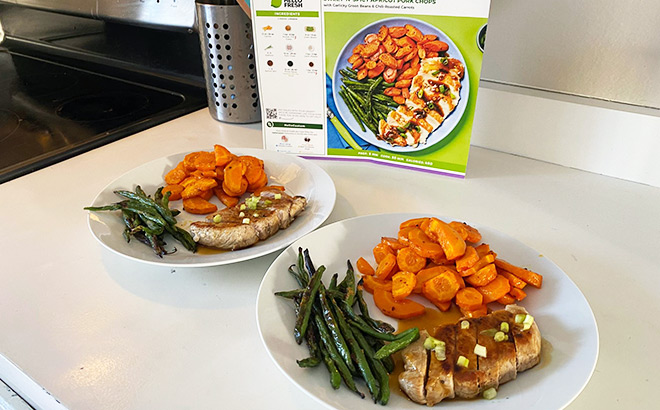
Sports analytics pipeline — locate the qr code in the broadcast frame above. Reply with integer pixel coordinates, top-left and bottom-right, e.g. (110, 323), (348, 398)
(265, 108), (277, 119)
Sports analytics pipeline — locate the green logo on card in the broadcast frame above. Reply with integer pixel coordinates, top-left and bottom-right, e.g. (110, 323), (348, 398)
(271, 0), (282, 8)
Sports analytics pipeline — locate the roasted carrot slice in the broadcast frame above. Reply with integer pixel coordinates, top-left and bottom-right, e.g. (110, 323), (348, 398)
(461, 253), (496, 277)
(164, 163), (188, 185)
(449, 221), (482, 243)
(408, 228), (444, 259)
(396, 246), (427, 273)
(496, 294), (516, 305)
(461, 305), (488, 318)
(399, 217), (429, 230)
(373, 242), (394, 264)
(422, 271), (460, 303)
(476, 275), (511, 304)
(392, 271), (417, 301)
(375, 253), (397, 280)
(381, 236), (406, 251)
(193, 151), (217, 171)
(373, 289), (425, 319)
(397, 226), (416, 246)
(213, 144), (234, 167)
(413, 265), (447, 294)
(214, 187), (239, 208)
(223, 159), (246, 194)
(455, 287), (484, 311)
(455, 246), (479, 273)
(182, 197), (217, 215)
(162, 184), (184, 201)
(509, 287), (527, 301)
(426, 217), (466, 260)
(465, 263), (497, 287)
(494, 259), (543, 288)
(498, 269), (527, 289)
(362, 275), (392, 294)
(356, 257), (375, 276)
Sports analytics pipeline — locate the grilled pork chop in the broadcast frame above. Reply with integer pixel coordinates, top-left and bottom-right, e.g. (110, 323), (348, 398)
(188, 188), (306, 250)
(399, 305), (541, 405)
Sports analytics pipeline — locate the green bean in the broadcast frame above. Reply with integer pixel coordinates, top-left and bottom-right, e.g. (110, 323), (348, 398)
(294, 265), (325, 344)
(319, 343), (342, 389)
(83, 203), (123, 211)
(339, 89), (366, 132)
(373, 327), (420, 360)
(353, 328), (391, 405)
(274, 288), (305, 299)
(296, 248), (309, 287)
(338, 260), (356, 307)
(329, 296), (379, 400)
(313, 313), (364, 397)
(317, 286), (356, 373)
(328, 273), (339, 291)
(115, 187), (177, 226)
(296, 357), (321, 368)
(356, 287), (395, 334)
(349, 319), (418, 342)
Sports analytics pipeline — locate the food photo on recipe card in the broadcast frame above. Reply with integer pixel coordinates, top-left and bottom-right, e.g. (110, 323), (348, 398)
(252, 0), (490, 178)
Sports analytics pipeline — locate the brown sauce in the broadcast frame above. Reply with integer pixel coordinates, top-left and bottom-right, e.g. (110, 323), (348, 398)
(195, 245), (228, 255)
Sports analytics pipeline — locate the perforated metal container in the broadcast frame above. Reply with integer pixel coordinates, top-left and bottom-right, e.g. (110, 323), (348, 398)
(196, 0), (260, 123)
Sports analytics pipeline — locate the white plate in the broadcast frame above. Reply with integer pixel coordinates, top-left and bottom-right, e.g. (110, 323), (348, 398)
(257, 213), (598, 409)
(86, 148), (336, 267)
(332, 18), (469, 153)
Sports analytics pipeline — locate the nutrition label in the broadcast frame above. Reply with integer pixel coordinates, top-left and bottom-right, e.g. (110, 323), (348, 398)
(252, 0), (326, 154)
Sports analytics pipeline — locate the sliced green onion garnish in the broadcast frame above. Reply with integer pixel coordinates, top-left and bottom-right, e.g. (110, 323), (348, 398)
(438, 84), (447, 94)
(522, 314), (535, 331)
(213, 215), (222, 223)
(494, 331), (506, 342)
(457, 355), (469, 368)
(434, 344), (446, 361)
(426, 101), (436, 110)
(480, 328), (497, 337)
(500, 322), (509, 333)
(245, 196), (260, 210)
(397, 126), (407, 133)
(483, 387), (497, 400)
(274, 193), (282, 200)
(253, 213), (259, 217)
(239, 204), (246, 210)
(460, 320), (470, 329)
(239, 211), (245, 218)
(441, 57), (448, 66)
(242, 218), (250, 224)
(417, 89), (424, 98)
(473, 344), (487, 358)
(431, 69), (441, 76)
(515, 314), (526, 324)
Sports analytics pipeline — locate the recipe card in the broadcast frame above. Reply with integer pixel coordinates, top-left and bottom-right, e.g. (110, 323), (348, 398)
(253, 0), (491, 177)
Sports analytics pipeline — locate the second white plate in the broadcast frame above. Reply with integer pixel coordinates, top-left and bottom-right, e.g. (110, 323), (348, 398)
(257, 213), (598, 409)
(86, 148), (336, 267)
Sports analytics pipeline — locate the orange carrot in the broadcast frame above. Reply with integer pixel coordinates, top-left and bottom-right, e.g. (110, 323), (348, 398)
(373, 242), (394, 264)
(162, 184), (184, 201)
(494, 259), (543, 288)
(375, 253), (397, 280)
(465, 263), (497, 287)
(449, 221), (482, 243)
(498, 269), (527, 289)
(392, 271), (417, 301)
(422, 271), (461, 303)
(356, 257), (375, 276)
(396, 246), (427, 273)
(408, 228), (444, 259)
(460, 304), (488, 318)
(361, 275), (392, 294)
(509, 287), (527, 301)
(182, 197), (217, 215)
(214, 187), (239, 208)
(373, 289), (425, 319)
(476, 275), (511, 304)
(426, 217), (466, 260)
(455, 246), (479, 273)
(381, 236), (406, 250)
(496, 294), (516, 305)
(455, 287), (484, 311)
(461, 253), (496, 277)
(413, 265), (447, 293)
(399, 217), (429, 230)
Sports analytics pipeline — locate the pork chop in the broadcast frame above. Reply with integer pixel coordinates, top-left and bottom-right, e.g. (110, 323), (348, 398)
(188, 188), (306, 250)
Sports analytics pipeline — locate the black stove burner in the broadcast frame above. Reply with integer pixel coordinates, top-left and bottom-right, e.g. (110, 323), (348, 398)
(0, 50), (206, 184)
(20, 72), (80, 97)
(0, 110), (21, 143)
(57, 92), (150, 122)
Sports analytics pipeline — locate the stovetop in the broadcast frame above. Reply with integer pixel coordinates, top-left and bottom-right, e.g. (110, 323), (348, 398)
(0, 49), (207, 183)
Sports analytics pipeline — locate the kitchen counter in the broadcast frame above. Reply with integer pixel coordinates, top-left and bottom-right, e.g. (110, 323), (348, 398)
(1, 108), (659, 409)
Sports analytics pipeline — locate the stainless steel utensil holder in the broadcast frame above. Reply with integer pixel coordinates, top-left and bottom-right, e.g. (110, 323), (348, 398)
(196, 0), (260, 123)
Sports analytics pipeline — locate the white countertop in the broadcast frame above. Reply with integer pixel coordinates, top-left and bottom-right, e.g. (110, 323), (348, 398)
(1, 109), (659, 409)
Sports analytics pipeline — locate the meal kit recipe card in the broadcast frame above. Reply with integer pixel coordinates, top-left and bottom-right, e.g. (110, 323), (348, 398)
(252, 0), (491, 177)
